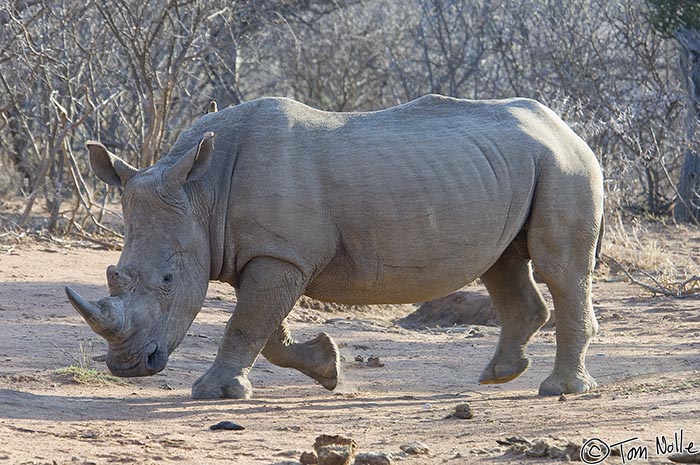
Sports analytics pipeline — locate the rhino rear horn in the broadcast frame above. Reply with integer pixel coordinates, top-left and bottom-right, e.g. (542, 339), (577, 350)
(65, 287), (124, 339)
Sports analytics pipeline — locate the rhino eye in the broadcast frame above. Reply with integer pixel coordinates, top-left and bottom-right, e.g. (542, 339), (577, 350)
(163, 273), (173, 283)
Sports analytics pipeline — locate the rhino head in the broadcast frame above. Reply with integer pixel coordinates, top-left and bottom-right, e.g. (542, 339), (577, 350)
(65, 133), (215, 377)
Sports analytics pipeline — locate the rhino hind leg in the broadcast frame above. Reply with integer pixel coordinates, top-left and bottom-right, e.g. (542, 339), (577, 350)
(191, 257), (305, 400)
(478, 242), (550, 385)
(527, 175), (602, 396)
(532, 258), (599, 396)
(262, 320), (340, 390)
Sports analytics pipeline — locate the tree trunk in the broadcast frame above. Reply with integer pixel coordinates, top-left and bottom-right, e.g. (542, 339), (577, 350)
(674, 27), (700, 224)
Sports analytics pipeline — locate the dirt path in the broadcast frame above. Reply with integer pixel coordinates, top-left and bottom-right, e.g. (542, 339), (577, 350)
(1, 240), (699, 464)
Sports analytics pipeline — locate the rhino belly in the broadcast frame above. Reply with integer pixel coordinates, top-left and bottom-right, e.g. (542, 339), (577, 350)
(306, 257), (486, 305)
(305, 204), (518, 305)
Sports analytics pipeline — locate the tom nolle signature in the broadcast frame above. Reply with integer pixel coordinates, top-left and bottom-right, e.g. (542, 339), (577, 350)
(581, 430), (698, 464)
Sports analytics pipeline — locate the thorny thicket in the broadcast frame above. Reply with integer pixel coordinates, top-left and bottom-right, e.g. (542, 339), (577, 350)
(0, 0), (345, 236)
(0, 1), (695, 258)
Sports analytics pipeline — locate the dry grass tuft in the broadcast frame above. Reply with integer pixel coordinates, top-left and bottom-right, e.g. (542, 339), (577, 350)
(600, 213), (700, 296)
(54, 366), (126, 385)
(53, 338), (127, 385)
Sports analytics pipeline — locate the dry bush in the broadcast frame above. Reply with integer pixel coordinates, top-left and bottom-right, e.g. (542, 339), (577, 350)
(603, 214), (679, 277)
(251, 0), (687, 217)
(0, 0), (346, 237)
(1, 0), (697, 289)
(600, 212), (700, 296)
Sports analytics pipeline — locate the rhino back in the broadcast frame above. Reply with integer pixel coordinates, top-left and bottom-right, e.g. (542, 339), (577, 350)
(181, 96), (583, 304)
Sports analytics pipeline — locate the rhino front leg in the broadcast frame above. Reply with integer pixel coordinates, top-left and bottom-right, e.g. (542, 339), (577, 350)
(262, 319), (340, 390)
(191, 257), (305, 400)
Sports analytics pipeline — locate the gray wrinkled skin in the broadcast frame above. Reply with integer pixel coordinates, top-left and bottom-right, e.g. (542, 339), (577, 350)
(66, 95), (604, 399)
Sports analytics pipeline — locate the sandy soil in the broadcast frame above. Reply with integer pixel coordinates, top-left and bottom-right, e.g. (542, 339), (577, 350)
(0, 231), (699, 465)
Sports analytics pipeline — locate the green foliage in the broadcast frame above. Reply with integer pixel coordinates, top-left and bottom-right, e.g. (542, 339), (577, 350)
(646, 0), (700, 36)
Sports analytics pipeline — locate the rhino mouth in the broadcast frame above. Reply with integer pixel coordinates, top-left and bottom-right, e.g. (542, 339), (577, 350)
(107, 342), (168, 377)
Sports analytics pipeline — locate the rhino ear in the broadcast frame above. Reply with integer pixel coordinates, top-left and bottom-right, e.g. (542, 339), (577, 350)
(164, 132), (215, 186)
(87, 142), (139, 187)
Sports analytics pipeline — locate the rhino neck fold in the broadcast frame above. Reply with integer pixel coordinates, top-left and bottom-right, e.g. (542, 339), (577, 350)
(207, 140), (240, 287)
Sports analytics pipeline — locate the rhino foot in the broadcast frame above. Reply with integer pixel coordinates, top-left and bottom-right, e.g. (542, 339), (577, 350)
(191, 372), (252, 400)
(538, 371), (597, 396)
(300, 332), (340, 391)
(478, 355), (529, 385)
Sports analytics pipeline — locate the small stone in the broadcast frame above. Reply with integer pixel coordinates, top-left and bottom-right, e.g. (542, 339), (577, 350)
(453, 403), (473, 419)
(354, 451), (394, 465)
(558, 394), (568, 402)
(314, 435), (357, 465)
(399, 441), (430, 455)
(300, 451), (318, 464)
(209, 421), (245, 431)
(525, 439), (550, 457)
(366, 356), (384, 368)
(317, 445), (353, 465)
(314, 435), (358, 450)
(669, 452), (700, 463)
(354, 355), (364, 362)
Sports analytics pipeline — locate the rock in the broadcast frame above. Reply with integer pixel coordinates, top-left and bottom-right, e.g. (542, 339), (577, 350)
(498, 436), (580, 461)
(209, 421), (245, 431)
(365, 356), (384, 368)
(314, 435), (358, 465)
(558, 394), (568, 402)
(314, 435), (358, 450)
(300, 451), (318, 464)
(669, 452), (700, 463)
(399, 441), (430, 455)
(525, 439), (549, 457)
(353, 452), (394, 465)
(317, 446), (353, 465)
(453, 403), (473, 419)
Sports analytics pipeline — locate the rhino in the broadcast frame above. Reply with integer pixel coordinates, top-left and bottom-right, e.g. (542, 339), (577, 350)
(65, 94), (604, 399)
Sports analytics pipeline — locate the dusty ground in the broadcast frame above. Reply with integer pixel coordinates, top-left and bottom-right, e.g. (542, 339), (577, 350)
(0, 227), (699, 465)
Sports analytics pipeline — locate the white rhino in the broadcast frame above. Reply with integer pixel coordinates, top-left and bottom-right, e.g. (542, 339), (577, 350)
(65, 94), (604, 399)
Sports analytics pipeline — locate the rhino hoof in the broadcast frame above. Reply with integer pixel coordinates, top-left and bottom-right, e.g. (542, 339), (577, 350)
(538, 371), (597, 396)
(305, 332), (340, 391)
(478, 357), (529, 385)
(191, 374), (252, 400)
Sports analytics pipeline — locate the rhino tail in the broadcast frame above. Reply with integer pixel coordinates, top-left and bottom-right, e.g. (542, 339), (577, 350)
(594, 213), (604, 269)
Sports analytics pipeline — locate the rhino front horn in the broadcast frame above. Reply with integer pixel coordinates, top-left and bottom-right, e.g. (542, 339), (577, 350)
(65, 287), (124, 338)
